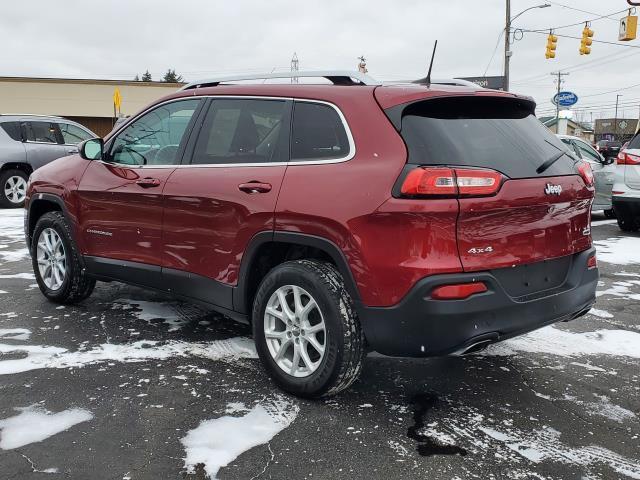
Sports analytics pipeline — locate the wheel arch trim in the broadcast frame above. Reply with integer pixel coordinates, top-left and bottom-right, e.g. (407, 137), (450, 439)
(233, 231), (362, 314)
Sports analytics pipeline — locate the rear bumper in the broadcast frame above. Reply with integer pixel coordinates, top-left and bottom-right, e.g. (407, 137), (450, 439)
(359, 248), (598, 357)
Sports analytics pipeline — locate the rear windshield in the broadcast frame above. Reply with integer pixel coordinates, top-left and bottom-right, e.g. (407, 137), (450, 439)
(397, 97), (578, 179)
(628, 134), (640, 150)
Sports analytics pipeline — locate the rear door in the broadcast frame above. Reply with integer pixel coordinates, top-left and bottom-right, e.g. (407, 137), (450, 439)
(397, 96), (592, 272)
(22, 120), (67, 170)
(161, 97), (290, 308)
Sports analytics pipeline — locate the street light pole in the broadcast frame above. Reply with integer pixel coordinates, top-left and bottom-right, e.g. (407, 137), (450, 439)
(504, 2), (551, 92)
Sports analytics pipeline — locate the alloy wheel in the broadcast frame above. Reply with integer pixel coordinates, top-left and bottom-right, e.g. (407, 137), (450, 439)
(4, 175), (27, 204)
(264, 285), (327, 378)
(36, 228), (67, 291)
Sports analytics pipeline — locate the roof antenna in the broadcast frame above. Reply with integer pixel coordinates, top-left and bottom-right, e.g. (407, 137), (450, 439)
(425, 40), (438, 87)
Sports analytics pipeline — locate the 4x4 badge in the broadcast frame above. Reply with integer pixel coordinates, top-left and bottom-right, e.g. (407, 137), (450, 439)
(544, 183), (562, 195)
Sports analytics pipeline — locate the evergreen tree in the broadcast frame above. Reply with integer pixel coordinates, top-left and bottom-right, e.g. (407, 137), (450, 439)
(141, 70), (152, 82)
(133, 74), (140, 81)
(162, 69), (183, 83)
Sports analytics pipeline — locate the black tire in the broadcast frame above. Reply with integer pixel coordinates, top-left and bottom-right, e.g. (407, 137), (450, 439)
(615, 205), (640, 232)
(603, 208), (616, 219)
(0, 169), (28, 208)
(31, 211), (96, 304)
(252, 260), (365, 398)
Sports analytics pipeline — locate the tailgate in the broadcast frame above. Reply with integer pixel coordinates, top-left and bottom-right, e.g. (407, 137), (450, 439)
(457, 175), (592, 271)
(392, 94), (594, 273)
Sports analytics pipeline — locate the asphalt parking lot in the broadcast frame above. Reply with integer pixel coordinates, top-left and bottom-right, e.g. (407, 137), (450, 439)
(0, 209), (639, 480)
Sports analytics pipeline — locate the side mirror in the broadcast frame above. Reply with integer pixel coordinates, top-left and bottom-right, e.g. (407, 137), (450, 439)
(604, 156), (615, 166)
(79, 138), (104, 160)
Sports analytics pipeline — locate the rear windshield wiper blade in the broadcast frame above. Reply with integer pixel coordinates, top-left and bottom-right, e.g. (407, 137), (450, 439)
(536, 150), (570, 174)
(537, 139), (574, 174)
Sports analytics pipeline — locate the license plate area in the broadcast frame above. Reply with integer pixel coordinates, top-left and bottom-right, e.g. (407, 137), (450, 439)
(490, 254), (573, 298)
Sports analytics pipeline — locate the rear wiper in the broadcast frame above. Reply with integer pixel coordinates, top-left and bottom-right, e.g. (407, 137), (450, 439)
(536, 139), (574, 174)
(536, 150), (570, 174)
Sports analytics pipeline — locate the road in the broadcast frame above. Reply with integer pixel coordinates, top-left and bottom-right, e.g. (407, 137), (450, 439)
(0, 209), (639, 480)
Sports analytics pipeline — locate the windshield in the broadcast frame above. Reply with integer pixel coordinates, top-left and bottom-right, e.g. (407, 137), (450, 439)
(397, 96), (578, 179)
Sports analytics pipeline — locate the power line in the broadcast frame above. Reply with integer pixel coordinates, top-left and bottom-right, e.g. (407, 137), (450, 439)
(546, 1), (624, 21)
(519, 29), (640, 49)
(581, 82), (640, 98)
(526, 7), (628, 32)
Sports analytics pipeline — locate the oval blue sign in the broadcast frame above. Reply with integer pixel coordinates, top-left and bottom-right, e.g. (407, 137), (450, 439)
(553, 91), (579, 107)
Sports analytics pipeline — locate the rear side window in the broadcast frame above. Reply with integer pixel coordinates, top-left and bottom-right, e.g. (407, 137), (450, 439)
(0, 122), (22, 141)
(59, 123), (93, 144)
(291, 102), (350, 161)
(26, 122), (60, 144)
(192, 99), (288, 165)
(397, 97), (578, 179)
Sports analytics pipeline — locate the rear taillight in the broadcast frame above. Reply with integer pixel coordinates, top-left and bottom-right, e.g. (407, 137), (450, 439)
(399, 167), (504, 198)
(617, 152), (640, 165)
(587, 254), (597, 270)
(431, 282), (488, 300)
(576, 161), (594, 187)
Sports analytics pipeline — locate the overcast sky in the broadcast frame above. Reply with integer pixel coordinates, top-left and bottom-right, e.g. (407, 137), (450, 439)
(2, 0), (639, 121)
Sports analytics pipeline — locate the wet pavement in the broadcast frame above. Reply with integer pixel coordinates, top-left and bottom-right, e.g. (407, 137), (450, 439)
(0, 209), (638, 479)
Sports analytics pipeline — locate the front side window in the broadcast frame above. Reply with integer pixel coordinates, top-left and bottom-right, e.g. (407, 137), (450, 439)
(109, 99), (200, 166)
(291, 102), (350, 160)
(59, 123), (93, 145)
(192, 99), (287, 165)
(26, 122), (60, 144)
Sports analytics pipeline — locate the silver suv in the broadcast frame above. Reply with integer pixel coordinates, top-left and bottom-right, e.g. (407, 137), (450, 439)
(0, 115), (96, 207)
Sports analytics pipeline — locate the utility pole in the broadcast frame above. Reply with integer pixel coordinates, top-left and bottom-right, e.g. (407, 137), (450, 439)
(504, 0), (511, 92)
(291, 52), (299, 84)
(614, 94), (622, 140)
(551, 71), (569, 129)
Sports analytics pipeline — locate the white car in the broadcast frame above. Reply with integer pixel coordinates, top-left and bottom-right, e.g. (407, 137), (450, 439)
(612, 132), (640, 231)
(557, 134), (615, 216)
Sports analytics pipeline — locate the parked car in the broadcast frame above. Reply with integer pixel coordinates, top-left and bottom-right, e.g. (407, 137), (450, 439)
(612, 132), (640, 231)
(24, 71), (598, 398)
(595, 140), (622, 160)
(557, 134), (615, 217)
(0, 115), (95, 207)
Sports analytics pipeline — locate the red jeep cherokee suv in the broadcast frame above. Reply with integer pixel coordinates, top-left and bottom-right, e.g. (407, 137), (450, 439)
(25, 71), (598, 398)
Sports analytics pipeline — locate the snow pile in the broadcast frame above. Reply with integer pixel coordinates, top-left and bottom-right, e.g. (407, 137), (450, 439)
(0, 337), (257, 375)
(181, 397), (299, 479)
(0, 405), (93, 449)
(594, 237), (640, 265)
(485, 325), (640, 358)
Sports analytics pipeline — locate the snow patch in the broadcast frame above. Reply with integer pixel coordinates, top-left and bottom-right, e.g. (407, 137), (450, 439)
(0, 337), (257, 375)
(0, 405), (93, 449)
(589, 308), (613, 319)
(594, 237), (640, 265)
(0, 328), (30, 341)
(181, 397), (298, 479)
(0, 273), (35, 280)
(484, 326), (640, 358)
(0, 248), (29, 264)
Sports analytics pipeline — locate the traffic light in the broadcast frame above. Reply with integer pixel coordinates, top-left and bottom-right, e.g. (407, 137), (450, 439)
(545, 32), (557, 59)
(580, 24), (594, 55)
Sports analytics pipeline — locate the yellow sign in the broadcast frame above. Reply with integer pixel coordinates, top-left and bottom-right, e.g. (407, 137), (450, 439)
(619, 15), (638, 41)
(113, 88), (122, 110)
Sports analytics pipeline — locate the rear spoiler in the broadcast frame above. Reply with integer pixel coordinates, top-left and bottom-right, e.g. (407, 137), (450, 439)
(382, 94), (537, 131)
